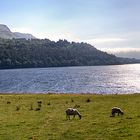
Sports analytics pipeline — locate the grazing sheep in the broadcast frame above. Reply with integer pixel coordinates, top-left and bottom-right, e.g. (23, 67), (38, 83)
(66, 108), (81, 120)
(111, 107), (124, 117)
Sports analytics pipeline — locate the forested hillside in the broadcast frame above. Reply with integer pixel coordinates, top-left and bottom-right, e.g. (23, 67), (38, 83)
(0, 38), (139, 69)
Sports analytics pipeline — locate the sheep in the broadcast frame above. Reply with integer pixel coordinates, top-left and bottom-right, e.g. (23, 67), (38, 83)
(66, 108), (81, 120)
(111, 107), (124, 117)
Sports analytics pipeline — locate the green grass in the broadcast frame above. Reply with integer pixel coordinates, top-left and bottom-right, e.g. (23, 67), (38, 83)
(0, 94), (140, 140)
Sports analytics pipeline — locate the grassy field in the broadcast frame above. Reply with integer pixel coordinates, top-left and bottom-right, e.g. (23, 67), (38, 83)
(0, 93), (140, 140)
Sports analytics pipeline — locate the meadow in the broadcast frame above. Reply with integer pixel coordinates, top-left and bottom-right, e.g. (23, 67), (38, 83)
(0, 93), (140, 140)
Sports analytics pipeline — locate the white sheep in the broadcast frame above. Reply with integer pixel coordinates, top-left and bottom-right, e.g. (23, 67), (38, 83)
(111, 107), (124, 117)
(66, 108), (81, 120)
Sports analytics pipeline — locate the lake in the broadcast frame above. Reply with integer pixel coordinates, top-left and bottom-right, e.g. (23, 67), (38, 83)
(0, 64), (140, 94)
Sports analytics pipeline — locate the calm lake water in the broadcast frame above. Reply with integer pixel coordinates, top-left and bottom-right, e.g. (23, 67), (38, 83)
(0, 64), (140, 94)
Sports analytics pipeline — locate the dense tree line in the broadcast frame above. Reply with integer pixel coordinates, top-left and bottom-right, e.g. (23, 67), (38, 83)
(0, 38), (139, 69)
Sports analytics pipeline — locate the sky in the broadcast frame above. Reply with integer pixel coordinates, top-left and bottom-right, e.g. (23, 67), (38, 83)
(0, 0), (140, 58)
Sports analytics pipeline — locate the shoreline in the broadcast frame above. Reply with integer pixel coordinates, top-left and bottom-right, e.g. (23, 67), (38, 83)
(0, 92), (139, 95)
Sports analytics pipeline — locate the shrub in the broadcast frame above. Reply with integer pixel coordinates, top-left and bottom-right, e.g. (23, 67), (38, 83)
(71, 99), (74, 102)
(7, 101), (11, 104)
(86, 98), (91, 103)
(16, 106), (20, 111)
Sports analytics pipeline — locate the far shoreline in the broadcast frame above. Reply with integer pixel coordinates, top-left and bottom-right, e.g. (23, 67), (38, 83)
(0, 63), (140, 71)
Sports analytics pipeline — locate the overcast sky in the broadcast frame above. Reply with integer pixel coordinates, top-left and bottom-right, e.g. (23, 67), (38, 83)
(0, 0), (140, 57)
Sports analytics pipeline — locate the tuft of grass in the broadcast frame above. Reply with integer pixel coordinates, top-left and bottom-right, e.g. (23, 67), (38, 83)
(35, 108), (40, 111)
(29, 103), (33, 111)
(37, 101), (42, 108)
(7, 101), (11, 104)
(71, 98), (74, 102)
(0, 94), (140, 139)
(86, 98), (91, 103)
(74, 104), (80, 108)
(47, 102), (51, 105)
(15, 105), (20, 111)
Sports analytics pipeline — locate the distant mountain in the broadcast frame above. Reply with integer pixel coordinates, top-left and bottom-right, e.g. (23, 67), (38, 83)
(0, 24), (36, 39)
(0, 24), (14, 39)
(13, 32), (36, 39)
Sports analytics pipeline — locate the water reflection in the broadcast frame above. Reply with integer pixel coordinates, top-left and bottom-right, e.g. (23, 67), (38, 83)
(0, 64), (140, 94)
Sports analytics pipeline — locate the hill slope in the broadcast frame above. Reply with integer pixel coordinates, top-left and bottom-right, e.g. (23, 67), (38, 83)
(0, 38), (140, 69)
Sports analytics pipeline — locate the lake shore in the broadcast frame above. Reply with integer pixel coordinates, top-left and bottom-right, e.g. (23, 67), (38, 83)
(0, 92), (139, 95)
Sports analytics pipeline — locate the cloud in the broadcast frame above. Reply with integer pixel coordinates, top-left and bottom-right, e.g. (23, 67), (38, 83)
(85, 38), (126, 44)
(11, 27), (34, 34)
(99, 48), (140, 59)
(78, 37), (128, 49)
